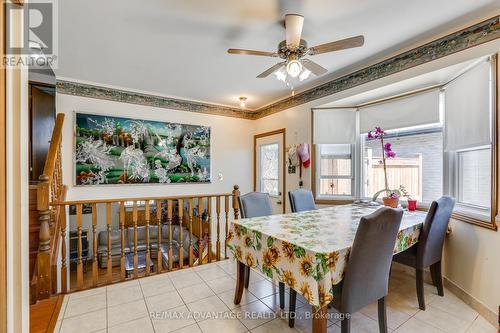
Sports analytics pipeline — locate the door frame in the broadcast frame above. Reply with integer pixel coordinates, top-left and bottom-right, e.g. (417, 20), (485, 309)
(253, 128), (286, 213)
(1, 2), (7, 330)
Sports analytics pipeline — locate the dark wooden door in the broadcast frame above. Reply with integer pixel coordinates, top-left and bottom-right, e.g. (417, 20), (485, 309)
(30, 84), (55, 181)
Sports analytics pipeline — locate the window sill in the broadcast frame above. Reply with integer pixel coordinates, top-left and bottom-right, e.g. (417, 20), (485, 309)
(315, 198), (355, 205)
(450, 212), (497, 230)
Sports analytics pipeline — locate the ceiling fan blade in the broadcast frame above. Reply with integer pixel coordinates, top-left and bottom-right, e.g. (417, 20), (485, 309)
(257, 62), (286, 78)
(285, 14), (304, 49)
(309, 35), (364, 55)
(301, 59), (328, 76)
(227, 48), (278, 57)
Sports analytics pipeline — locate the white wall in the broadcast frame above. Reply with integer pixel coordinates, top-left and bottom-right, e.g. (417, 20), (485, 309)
(57, 93), (255, 201)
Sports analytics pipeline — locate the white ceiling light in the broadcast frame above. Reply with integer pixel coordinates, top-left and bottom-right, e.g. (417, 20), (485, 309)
(286, 60), (302, 78)
(239, 96), (247, 108)
(274, 68), (287, 82)
(299, 68), (311, 82)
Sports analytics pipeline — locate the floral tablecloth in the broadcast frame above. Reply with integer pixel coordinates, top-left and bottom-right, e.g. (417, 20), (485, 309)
(227, 205), (425, 308)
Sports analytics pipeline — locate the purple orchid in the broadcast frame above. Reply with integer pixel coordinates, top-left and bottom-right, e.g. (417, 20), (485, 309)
(369, 127), (399, 200)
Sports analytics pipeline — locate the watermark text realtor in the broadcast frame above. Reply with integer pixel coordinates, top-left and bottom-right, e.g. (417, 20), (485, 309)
(3, 0), (58, 69)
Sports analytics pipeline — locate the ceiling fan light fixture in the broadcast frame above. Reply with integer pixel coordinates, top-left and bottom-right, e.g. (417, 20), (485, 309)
(275, 68), (287, 82)
(286, 59), (302, 78)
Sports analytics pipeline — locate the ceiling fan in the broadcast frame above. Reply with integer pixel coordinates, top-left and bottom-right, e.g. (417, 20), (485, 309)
(227, 14), (364, 82)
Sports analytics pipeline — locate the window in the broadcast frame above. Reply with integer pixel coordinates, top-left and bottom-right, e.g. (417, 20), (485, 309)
(260, 143), (279, 196)
(316, 144), (354, 198)
(362, 126), (443, 203)
(456, 147), (491, 209)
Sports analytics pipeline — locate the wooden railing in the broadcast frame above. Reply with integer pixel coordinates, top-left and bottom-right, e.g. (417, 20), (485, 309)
(33, 113), (65, 301)
(50, 186), (240, 293)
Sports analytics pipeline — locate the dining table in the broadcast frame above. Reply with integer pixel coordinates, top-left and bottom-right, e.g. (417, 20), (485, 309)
(227, 204), (426, 333)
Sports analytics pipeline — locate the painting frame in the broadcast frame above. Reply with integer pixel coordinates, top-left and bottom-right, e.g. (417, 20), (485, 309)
(73, 111), (212, 186)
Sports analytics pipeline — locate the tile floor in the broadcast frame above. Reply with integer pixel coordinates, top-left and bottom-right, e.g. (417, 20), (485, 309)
(55, 260), (496, 333)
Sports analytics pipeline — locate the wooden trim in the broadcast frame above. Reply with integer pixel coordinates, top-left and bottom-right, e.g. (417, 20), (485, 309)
(46, 294), (64, 333)
(315, 199), (355, 206)
(0, 1), (7, 330)
(253, 129), (286, 214)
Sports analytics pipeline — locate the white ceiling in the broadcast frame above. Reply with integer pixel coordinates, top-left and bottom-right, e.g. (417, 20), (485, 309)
(56, 0), (500, 110)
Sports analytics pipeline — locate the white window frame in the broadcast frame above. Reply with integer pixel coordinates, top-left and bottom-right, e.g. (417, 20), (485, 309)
(315, 143), (356, 200)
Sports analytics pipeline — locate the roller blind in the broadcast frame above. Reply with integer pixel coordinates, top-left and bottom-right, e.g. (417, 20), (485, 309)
(313, 108), (357, 144)
(444, 59), (491, 151)
(359, 89), (441, 133)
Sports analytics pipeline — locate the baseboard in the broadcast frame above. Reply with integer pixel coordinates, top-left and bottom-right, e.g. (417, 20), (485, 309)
(443, 277), (498, 327)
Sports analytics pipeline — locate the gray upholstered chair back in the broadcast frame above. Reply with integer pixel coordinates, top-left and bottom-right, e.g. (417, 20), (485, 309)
(238, 192), (273, 218)
(341, 207), (403, 313)
(417, 196), (455, 268)
(288, 189), (316, 212)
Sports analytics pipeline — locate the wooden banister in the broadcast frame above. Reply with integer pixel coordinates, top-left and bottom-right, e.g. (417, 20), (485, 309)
(35, 113), (65, 301)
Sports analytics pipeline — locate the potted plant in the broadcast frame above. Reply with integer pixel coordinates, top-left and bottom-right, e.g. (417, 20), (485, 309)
(399, 185), (417, 211)
(368, 127), (401, 208)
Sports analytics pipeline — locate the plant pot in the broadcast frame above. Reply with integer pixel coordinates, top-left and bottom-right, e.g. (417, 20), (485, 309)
(383, 197), (399, 208)
(407, 199), (417, 211)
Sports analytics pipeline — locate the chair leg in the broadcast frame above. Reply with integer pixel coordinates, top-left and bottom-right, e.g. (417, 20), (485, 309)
(341, 317), (351, 333)
(416, 268), (425, 310)
(289, 289), (297, 328)
(244, 265), (250, 289)
(378, 297), (388, 333)
(279, 282), (285, 309)
(430, 261), (444, 296)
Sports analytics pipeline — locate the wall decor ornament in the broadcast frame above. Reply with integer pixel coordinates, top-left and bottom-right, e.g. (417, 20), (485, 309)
(74, 112), (211, 185)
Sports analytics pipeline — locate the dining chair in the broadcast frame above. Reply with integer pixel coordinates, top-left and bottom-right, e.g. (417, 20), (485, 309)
(288, 207), (403, 332)
(237, 192), (287, 309)
(392, 196), (455, 310)
(288, 188), (316, 212)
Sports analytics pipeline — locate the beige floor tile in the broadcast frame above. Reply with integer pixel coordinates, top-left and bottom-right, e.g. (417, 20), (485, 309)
(186, 295), (230, 321)
(466, 316), (497, 333)
(290, 305), (340, 333)
(260, 292), (306, 312)
(197, 314), (247, 333)
(360, 300), (411, 330)
(248, 279), (278, 299)
(140, 277), (176, 297)
(218, 288), (258, 309)
(170, 271), (204, 289)
(59, 309), (106, 333)
(386, 292), (422, 317)
(106, 279), (139, 291)
(431, 294), (478, 323)
(68, 286), (106, 300)
(107, 285), (144, 306)
(395, 317), (445, 333)
(108, 316), (154, 333)
(247, 269), (266, 284)
(152, 305), (197, 333)
(177, 283), (215, 303)
(172, 323), (203, 333)
(196, 266), (229, 282)
(414, 304), (473, 333)
(108, 299), (149, 327)
(231, 299), (276, 329)
(64, 293), (106, 318)
(205, 275), (235, 294)
(250, 318), (298, 333)
(140, 272), (173, 285)
(333, 312), (383, 333)
(145, 290), (184, 312)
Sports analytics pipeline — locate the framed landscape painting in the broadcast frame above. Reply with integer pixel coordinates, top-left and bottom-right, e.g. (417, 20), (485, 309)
(74, 112), (211, 185)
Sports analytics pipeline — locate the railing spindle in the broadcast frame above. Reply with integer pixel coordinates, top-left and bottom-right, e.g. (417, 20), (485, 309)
(167, 200), (173, 271)
(178, 199), (184, 269)
(132, 201), (139, 278)
(92, 203), (98, 287)
(216, 196), (221, 261)
(60, 205), (67, 293)
(119, 202), (126, 281)
(145, 201), (151, 276)
(188, 198), (193, 267)
(76, 204), (83, 290)
(156, 200), (162, 273)
(224, 195), (229, 259)
(197, 197), (203, 266)
(106, 203), (112, 284)
(207, 197), (212, 263)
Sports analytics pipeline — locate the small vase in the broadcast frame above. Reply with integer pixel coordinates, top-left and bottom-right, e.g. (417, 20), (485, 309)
(383, 197), (399, 208)
(407, 199), (417, 211)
